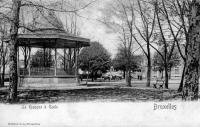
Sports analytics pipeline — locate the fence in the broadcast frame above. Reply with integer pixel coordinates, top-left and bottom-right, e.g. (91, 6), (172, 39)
(19, 67), (75, 76)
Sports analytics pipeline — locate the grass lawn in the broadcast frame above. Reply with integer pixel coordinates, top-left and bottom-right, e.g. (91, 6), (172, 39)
(0, 87), (182, 103)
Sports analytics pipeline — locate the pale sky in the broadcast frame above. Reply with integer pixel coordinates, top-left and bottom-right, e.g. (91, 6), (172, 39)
(74, 0), (120, 57)
(75, 0), (146, 58)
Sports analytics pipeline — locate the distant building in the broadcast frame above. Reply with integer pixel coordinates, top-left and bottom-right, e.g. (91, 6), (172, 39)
(140, 45), (184, 79)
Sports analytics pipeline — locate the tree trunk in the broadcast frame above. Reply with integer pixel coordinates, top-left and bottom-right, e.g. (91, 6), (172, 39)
(169, 67), (171, 79)
(123, 69), (125, 79)
(125, 68), (131, 87)
(86, 63), (90, 85)
(146, 55), (151, 87)
(7, 0), (21, 103)
(1, 52), (5, 87)
(164, 63), (168, 89)
(43, 48), (46, 67)
(75, 47), (80, 85)
(64, 48), (66, 71)
(91, 71), (94, 82)
(178, 61), (186, 92)
(183, 1), (200, 101)
(0, 41), (5, 87)
(68, 48), (72, 74)
(0, 73), (2, 87)
(24, 46), (27, 69)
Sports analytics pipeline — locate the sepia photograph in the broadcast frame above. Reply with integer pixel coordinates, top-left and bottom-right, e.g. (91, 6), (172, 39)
(0, 0), (200, 126)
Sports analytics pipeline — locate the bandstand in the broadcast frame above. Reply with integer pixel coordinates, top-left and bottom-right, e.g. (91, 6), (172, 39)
(17, 30), (90, 88)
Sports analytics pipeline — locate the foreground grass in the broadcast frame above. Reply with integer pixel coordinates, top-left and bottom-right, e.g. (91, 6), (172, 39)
(0, 87), (182, 103)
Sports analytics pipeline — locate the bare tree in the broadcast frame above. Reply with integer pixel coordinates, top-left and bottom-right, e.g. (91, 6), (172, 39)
(174, 0), (189, 92)
(101, 0), (135, 87)
(132, 0), (156, 87)
(168, 0), (190, 92)
(153, 0), (183, 89)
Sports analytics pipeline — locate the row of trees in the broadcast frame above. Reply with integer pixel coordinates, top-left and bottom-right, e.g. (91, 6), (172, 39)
(101, 0), (200, 100)
(78, 41), (181, 83)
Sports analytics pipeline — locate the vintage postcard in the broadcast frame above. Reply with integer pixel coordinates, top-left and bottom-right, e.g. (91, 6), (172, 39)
(0, 0), (200, 126)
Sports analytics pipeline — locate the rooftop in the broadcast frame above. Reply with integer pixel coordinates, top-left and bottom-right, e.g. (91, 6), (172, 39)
(17, 30), (90, 48)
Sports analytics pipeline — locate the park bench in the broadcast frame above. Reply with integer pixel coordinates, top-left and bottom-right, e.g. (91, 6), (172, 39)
(153, 79), (164, 89)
